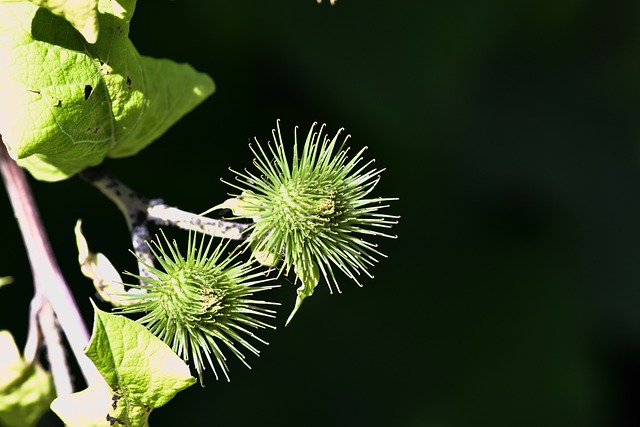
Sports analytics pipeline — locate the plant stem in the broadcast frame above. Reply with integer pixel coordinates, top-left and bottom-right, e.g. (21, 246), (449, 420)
(147, 201), (248, 239)
(38, 300), (74, 396)
(80, 165), (251, 239)
(79, 165), (251, 281)
(0, 143), (102, 390)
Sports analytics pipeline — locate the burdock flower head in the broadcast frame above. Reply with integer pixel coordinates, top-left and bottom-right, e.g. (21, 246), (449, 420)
(218, 121), (398, 323)
(119, 231), (278, 383)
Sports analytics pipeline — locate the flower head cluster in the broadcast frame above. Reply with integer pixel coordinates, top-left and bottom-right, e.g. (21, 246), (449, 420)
(222, 121), (398, 323)
(120, 231), (277, 383)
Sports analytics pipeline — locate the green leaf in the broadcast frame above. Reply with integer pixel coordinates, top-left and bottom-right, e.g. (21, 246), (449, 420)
(287, 261), (320, 326)
(0, 0), (214, 181)
(0, 330), (55, 427)
(51, 304), (196, 427)
(205, 195), (281, 267)
(250, 239), (280, 268)
(0, 276), (13, 288)
(205, 194), (261, 219)
(75, 219), (143, 306)
(75, 219), (125, 302)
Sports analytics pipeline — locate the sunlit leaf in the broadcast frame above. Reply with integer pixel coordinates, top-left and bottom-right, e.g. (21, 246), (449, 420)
(75, 219), (142, 306)
(0, 330), (54, 427)
(0, 276), (13, 289)
(0, 0), (214, 181)
(51, 305), (196, 427)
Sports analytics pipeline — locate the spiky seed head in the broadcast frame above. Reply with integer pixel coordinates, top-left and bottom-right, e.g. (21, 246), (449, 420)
(119, 230), (278, 384)
(222, 121), (398, 323)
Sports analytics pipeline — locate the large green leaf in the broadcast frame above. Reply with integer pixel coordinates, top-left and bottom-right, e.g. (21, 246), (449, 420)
(0, 0), (214, 181)
(51, 305), (196, 426)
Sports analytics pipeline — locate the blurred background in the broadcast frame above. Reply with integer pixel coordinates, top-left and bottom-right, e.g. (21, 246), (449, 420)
(2, 0), (640, 426)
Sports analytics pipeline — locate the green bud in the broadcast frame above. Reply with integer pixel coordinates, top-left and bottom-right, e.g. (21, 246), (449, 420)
(222, 121), (399, 322)
(119, 231), (278, 383)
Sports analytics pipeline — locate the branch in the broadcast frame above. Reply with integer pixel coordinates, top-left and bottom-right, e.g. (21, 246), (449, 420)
(79, 166), (251, 278)
(0, 142), (102, 391)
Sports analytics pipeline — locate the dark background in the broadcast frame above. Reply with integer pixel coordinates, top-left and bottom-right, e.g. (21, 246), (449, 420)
(2, 0), (640, 426)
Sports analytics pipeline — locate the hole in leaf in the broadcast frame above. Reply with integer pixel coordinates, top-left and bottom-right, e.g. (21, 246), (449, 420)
(105, 414), (122, 425)
(84, 85), (93, 100)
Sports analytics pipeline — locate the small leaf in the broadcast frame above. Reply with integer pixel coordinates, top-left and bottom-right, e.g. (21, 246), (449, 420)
(250, 239), (280, 267)
(0, 276), (13, 288)
(59, 303), (196, 426)
(253, 248), (280, 268)
(75, 219), (141, 306)
(0, 330), (55, 427)
(286, 261), (320, 326)
(203, 193), (261, 219)
(75, 219), (123, 301)
(52, 305), (196, 426)
(0, 0), (214, 181)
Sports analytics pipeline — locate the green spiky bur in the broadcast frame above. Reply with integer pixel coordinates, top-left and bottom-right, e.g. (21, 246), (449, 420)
(119, 231), (278, 383)
(218, 122), (398, 324)
(51, 305), (196, 427)
(0, 0), (214, 181)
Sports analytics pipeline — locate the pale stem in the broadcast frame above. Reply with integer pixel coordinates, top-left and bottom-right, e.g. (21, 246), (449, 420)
(79, 165), (250, 278)
(0, 144), (102, 390)
(79, 166), (250, 239)
(38, 300), (74, 396)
